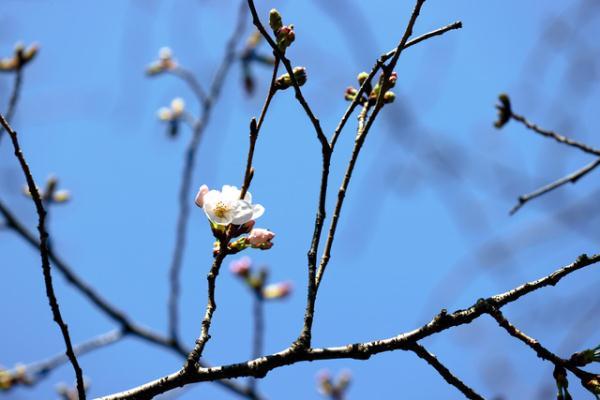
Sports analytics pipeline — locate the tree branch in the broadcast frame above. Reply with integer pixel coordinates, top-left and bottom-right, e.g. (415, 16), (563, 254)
(98, 252), (600, 399)
(0, 114), (86, 399)
(409, 342), (484, 400)
(509, 158), (600, 215)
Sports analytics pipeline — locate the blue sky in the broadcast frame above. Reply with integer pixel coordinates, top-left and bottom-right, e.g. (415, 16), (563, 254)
(1, 0), (600, 399)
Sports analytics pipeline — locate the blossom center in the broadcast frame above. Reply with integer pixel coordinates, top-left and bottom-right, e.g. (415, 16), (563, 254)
(214, 201), (230, 218)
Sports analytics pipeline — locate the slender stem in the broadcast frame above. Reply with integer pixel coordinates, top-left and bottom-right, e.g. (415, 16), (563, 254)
(9, 330), (123, 387)
(409, 343), (484, 400)
(166, 0), (248, 344)
(0, 66), (23, 145)
(316, 0), (427, 291)
(249, 292), (265, 391)
(245, 0), (329, 150)
(487, 307), (589, 379)
(0, 114), (86, 399)
(510, 158), (600, 215)
(240, 57), (281, 199)
(510, 112), (600, 157)
(170, 66), (208, 105)
(185, 240), (230, 370)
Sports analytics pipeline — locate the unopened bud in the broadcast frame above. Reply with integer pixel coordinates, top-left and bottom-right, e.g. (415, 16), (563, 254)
(383, 91), (396, 104)
(357, 72), (369, 86)
(263, 281), (292, 299)
(276, 25), (295, 50)
(230, 256), (252, 277)
(269, 9), (283, 33)
(275, 67), (307, 90)
(344, 87), (358, 101)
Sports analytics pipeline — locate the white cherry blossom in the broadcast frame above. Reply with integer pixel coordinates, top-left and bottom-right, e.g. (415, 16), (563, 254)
(202, 185), (264, 226)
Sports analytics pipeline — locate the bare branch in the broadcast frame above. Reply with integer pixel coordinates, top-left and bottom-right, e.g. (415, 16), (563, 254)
(510, 158), (600, 215)
(98, 253), (600, 399)
(510, 111), (600, 157)
(409, 343), (484, 400)
(487, 307), (589, 379)
(0, 114), (86, 399)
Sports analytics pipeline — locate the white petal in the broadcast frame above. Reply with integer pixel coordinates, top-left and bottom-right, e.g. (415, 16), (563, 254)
(231, 201), (254, 225)
(202, 190), (221, 208)
(251, 204), (264, 220)
(243, 190), (252, 203)
(221, 185), (241, 201)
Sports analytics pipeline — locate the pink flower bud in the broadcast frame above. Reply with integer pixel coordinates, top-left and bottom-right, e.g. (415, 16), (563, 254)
(230, 256), (252, 277)
(194, 184), (209, 207)
(262, 281), (292, 299)
(247, 228), (275, 248)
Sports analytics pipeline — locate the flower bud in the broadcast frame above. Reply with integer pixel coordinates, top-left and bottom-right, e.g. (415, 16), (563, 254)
(387, 71), (398, 88)
(171, 98), (185, 117)
(275, 67), (307, 90)
(383, 91), (396, 104)
(263, 281), (292, 299)
(194, 184), (209, 207)
(276, 25), (295, 50)
(344, 86), (358, 101)
(230, 256), (252, 277)
(247, 228), (275, 249)
(157, 107), (172, 121)
(357, 72), (369, 86)
(494, 93), (512, 129)
(269, 9), (283, 33)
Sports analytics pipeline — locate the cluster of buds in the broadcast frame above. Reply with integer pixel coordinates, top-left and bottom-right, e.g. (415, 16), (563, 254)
(146, 47), (177, 76)
(553, 366), (572, 400)
(229, 256), (292, 300)
(0, 42), (38, 72)
(23, 175), (70, 205)
(274, 66), (307, 91)
(317, 369), (352, 399)
(195, 184), (275, 255)
(569, 345), (600, 366)
(240, 31), (276, 95)
(0, 364), (31, 390)
(494, 93), (512, 128)
(344, 71), (397, 105)
(269, 9), (295, 51)
(157, 98), (186, 137)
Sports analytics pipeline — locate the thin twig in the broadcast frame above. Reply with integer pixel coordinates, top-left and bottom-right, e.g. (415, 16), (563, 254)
(170, 66), (208, 105)
(0, 66), (23, 145)
(487, 307), (589, 379)
(167, 0), (248, 344)
(315, 0), (427, 297)
(240, 57), (281, 199)
(510, 112), (600, 157)
(249, 292), (265, 391)
(0, 114), (86, 399)
(98, 253), (600, 399)
(7, 330), (123, 388)
(509, 158), (600, 215)
(409, 342), (485, 400)
(185, 241), (230, 370)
